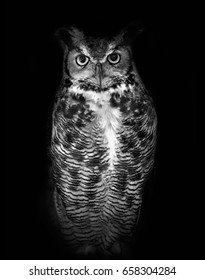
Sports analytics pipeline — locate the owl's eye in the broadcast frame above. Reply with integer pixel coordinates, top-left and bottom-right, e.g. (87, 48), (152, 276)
(107, 53), (121, 64)
(76, 54), (90, 66)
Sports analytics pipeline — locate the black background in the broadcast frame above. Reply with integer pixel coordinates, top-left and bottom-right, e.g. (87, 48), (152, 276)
(5, 0), (201, 259)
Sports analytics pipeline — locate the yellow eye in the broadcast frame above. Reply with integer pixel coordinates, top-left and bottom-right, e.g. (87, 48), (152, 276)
(107, 53), (121, 64)
(76, 54), (90, 66)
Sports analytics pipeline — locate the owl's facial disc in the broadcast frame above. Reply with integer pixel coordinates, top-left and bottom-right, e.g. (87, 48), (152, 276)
(67, 42), (131, 90)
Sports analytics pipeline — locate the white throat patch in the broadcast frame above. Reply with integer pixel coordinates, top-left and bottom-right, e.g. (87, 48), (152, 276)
(98, 104), (121, 168)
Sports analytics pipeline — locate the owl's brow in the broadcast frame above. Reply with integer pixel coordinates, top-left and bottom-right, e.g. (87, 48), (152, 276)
(74, 46), (84, 53)
(115, 43), (125, 49)
(110, 43), (125, 51)
(75, 45), (91, 57)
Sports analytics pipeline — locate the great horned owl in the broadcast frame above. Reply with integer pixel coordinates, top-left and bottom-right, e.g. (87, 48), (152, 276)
(50, 25), (157, 258)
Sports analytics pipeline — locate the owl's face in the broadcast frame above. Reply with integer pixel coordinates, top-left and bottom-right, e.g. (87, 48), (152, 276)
(58, 27), (134, 90)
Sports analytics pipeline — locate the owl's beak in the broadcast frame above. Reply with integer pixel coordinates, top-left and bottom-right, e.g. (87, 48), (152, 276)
(95, 63), (103, 89)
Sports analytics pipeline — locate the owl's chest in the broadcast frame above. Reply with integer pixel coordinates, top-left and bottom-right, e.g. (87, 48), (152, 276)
(86, 101), (122, 167)
(54, 90), (137, 168)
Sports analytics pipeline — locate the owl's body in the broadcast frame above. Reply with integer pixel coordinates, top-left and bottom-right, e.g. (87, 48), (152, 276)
(50, 27), (157, 257)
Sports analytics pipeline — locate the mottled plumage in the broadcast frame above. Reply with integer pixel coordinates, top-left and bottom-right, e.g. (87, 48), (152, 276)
(50, 26), (157, 258)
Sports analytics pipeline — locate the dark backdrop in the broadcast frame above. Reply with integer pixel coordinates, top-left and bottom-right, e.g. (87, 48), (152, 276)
(5, 0), (201, 259)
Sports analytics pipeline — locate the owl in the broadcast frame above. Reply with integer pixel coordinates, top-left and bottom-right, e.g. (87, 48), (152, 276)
(49, 25), (157, 258)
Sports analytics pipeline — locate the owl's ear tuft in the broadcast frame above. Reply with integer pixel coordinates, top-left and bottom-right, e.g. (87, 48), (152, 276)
(55, 27), (71, 49)
(55, 26), (85, 50)
(124, 21), (144, 38)
(68, 27), (85, 44)
(115, 21), (144, 46)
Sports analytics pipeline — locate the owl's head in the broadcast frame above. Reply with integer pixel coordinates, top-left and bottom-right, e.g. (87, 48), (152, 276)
(56, 25), (143, 90)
